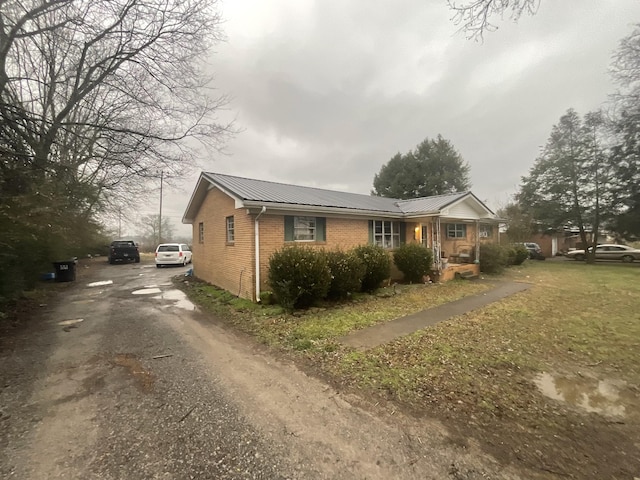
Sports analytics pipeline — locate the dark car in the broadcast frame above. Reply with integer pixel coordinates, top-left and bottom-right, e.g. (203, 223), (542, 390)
(108, 240), (140, 264)
(517, 242), (545, 260)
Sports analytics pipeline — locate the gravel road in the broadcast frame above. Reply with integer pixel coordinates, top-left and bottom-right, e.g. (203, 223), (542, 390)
(0, 258), (521, 480)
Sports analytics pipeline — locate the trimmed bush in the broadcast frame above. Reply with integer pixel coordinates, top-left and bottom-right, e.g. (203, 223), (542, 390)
(325, 250), (366, 299)
(267, 245), (331, 311)
(259, 290), (276, 305)
(479, 243), (509, 274)
(393, 243), (434, 283)
(353, 244), (391, 292)
(508, 244), (530, 265)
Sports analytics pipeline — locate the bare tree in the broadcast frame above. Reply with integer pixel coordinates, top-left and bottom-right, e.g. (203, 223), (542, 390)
(139, 214), (175, 249)
(1, 0), (230, 207)
(0, 0), (229, 299)
(448, 0), (540, 40)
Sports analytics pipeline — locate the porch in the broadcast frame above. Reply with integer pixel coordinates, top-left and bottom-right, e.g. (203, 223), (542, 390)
(435, 261), (480, 282)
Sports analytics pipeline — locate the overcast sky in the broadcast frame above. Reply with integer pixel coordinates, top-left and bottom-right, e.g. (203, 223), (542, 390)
(133, 0), (640, 238)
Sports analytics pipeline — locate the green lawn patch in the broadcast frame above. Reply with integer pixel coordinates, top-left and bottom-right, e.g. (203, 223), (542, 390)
(177, 261), (640, 479)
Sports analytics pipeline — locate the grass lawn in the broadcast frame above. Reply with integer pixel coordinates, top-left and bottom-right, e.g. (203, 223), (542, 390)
(178, 260), (640, 479)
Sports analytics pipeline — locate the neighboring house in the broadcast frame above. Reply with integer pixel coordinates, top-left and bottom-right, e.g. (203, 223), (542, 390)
(529, 227), (611, 257)
(182, 172), (501, 301)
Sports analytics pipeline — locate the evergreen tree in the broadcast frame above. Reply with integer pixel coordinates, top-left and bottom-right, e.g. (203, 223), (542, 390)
(609, 24), (640, 239)
(372, 135), (471, 199)
(517, 109), (613, 262)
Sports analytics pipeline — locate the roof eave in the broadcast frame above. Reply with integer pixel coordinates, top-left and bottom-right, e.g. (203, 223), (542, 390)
(182, 174), (209, 224)
(183, 173), (246, 224)
(242, 200), (404, 218)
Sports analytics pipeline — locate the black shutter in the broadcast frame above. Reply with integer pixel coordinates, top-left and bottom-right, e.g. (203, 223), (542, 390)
(284, 216), (294, 241)
(316, 217), (326, 241)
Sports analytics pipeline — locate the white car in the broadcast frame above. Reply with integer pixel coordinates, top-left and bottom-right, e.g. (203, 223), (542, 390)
(155, 243), (192, 267)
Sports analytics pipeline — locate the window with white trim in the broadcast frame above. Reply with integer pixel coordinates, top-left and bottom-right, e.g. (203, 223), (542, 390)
(374, 220), (401, 249)
(226, 216), (234, 243)
(294, 216), (316, 241)
(479, 224), (493, 238)
(446, 223), (467, 239)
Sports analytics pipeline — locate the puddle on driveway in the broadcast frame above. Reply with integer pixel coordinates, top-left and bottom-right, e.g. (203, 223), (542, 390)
(57, 318), (84, 326)
(152, 289), (196, 311)
(132, 288), (162, 295)
(87, 280), (113, 287)
(535, 372), (635, 417)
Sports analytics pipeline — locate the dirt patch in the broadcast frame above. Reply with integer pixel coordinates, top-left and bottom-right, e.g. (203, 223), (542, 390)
(113, 353), (155, 392)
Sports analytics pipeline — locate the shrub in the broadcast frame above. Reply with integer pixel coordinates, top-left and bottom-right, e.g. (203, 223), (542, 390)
(325, 250), (366, 299)
(479, 243), (509, 274)
(353, 244), (391, 292)
(267, 245), (331, 311)
(259, 290), (276, 305)
(508, 244), (530, 265)
(393, 243), (434, 283)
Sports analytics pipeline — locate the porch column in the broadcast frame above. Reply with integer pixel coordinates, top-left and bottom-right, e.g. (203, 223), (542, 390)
(475, 220), (480, 262)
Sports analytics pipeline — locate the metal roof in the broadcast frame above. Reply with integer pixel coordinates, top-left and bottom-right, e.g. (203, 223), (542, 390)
(396, 192), (471, 214)
(203, 172), (402, 213)
(182, 172), (495, 222)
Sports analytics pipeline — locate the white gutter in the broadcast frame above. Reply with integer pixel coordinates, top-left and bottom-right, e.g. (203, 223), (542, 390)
(242, 201), (405, 219)
(254, 206), (267, 302)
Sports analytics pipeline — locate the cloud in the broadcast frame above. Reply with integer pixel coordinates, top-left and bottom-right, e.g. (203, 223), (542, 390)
(145, 0), (640, 237)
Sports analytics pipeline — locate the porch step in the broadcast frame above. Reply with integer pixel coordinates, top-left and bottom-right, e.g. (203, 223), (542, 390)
(455, 270), (478, 280)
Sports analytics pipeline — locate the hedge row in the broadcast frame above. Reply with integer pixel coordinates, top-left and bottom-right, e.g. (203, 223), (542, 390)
(267, 243), (435, 310)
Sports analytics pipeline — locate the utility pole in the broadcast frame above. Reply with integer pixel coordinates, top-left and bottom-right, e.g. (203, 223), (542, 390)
(158, 171), (163, 245)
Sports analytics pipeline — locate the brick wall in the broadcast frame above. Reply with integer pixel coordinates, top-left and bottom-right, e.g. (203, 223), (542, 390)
(191, 193), (499, 300)
(257, 215), (370, 293)
(191, 188), (255, 300)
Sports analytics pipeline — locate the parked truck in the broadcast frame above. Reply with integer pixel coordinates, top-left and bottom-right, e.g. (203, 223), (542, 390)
(108, 240), (140, 264)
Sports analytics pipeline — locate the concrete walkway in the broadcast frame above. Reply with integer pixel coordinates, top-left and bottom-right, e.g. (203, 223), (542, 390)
(340, 281), (532, 350)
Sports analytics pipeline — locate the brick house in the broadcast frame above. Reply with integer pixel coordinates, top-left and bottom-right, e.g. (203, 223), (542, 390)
(528, 228), (611, 258)
(182, 172), (501, 301)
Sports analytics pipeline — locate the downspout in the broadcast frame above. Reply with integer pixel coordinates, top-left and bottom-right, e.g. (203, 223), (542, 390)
(254, 206), (267, 302)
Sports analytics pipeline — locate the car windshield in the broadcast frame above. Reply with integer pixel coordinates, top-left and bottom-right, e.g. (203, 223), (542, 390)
(158, 245), (179, 252)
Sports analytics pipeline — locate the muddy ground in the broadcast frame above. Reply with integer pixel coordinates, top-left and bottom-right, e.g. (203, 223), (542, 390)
(0, 258), (532, 479)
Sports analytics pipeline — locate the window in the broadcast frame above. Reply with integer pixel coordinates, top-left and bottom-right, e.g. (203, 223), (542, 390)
(446, 223), (467, 239)
(294, 216), (315, 241)
(198, 222), (204, 243)
(158, 245), (179, 252)
(373, 220), (401, 249)
(284, 216), (326, 242)
(479, 225), (493, 238)
(226, 216), (235, 243)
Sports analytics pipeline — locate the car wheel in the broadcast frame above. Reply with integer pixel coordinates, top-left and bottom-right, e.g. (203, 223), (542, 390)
(574, 254), (585, 261)
(156, 264), (161, 268)
(622, 255), (634, 263)
(135, 257), (140, 263)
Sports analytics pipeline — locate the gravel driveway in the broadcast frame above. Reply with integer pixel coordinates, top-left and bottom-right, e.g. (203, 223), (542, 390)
(0, 259), (520, 480)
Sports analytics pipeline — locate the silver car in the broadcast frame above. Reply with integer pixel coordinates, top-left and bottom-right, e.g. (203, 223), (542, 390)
(565, 244), (640, 262)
